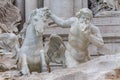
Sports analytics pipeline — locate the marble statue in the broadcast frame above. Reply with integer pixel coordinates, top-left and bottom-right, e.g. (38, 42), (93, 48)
(103, 0), (119, 11)
(17, 8), (49, 75)
(44, 34), (66, 72)
(0, 33), (19, 58)
(89, 0), (120, 17)
(48, 8), (104, 68)
(0, 23), (9, 33)
(0, 0), (21, 33)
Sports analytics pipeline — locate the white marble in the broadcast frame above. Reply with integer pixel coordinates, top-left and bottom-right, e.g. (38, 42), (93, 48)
(44, 34), (66, 72)
(48, 8), (104, 68)
(17, 8), (49, 75)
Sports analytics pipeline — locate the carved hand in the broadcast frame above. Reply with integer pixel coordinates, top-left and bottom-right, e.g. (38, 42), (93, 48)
(82, 26), (91, 38)
(46, 9), (52, 17)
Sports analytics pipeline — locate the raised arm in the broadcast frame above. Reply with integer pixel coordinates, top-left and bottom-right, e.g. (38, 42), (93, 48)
(49, 12), (77, 28)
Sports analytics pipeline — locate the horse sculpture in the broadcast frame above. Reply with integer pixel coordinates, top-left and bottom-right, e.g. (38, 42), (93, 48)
(17, 8), (49, 75)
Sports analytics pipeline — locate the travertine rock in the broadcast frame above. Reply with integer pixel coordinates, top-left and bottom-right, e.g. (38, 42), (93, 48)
(45, 34), (66, 72)
(0, 33), (19, 57)
(0, 52), (17, 72)
(16, 53), (120, 80)
(1, 53), (120, 80)
(0, 0), (21, 33)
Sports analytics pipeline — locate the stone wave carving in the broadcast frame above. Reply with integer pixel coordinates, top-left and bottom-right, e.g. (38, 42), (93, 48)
(0, 0), (21, 33)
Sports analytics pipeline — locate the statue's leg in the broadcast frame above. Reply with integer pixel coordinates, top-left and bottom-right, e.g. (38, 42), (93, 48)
(47, 63), (51, 73)
(85, 50), (91, 61)
(20, 54), (30, 75)
(45, 55), (51, 72)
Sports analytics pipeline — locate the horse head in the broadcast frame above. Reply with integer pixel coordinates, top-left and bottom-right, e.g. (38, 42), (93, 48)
(27, 7), (49, 36)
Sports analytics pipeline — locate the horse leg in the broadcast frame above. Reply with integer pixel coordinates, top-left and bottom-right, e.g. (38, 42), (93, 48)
(45, 55), (51, 72)
(47, 63), (51, 73)
(62, 57), (66, 68)
(46, 59), (51, 72)
(20, 54), (30, 75)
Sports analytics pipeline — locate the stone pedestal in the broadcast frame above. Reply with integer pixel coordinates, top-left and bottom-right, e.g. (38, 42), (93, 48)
(25, 0), (38, 20)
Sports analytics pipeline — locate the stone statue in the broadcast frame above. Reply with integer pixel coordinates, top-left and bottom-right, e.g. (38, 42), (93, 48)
(44, 34), (66, 72)
(0, 23), (20, 58)
(89, 0), (120, 17)
(0, 33), (19, 58)
(0, 23), (9, 33)
(103, 0), (119, 11)
(0, 0), (21, 33)
(17, 8), (49, 75)
(48, 8), (104, 68)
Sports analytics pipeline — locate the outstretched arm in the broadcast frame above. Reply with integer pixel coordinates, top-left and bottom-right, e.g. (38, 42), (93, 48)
(49, 12), (77, 28)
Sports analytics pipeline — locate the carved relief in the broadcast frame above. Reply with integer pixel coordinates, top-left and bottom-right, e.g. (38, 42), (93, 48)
(45, 34), (66, 72)
(89, 0), (120, 17)
(0, 0), (21, 33)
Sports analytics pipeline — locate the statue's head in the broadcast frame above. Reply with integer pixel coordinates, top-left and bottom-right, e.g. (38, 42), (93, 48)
(27, 7), (49, 36)
(75, 8), (93, 23)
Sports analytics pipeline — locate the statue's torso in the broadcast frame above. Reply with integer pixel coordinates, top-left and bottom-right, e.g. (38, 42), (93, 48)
(69, 22), (90, 51)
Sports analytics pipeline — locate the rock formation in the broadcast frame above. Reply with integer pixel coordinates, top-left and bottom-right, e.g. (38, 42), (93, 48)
(0, 0), (21, 33)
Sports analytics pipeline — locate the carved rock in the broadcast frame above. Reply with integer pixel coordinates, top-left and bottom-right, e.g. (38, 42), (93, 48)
(0, 0), (21, 33)
(0, 52), (16, 72)
(45, 34), (66, 72)
(7, 53), (120, 80)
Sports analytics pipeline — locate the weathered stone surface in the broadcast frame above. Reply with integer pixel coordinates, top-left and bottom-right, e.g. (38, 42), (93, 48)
(1, 53), (120, 80)
(0, 0), (21, 33)
(16, 53), (120, 80)
(0, 52), (17, 71)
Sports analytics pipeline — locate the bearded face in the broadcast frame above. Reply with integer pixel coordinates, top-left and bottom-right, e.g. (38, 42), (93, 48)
(76, 8), (93, 24)
(79, 14), (91, 24)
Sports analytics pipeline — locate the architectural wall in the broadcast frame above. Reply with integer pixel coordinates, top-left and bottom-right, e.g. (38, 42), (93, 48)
(44, 0), (88, 18)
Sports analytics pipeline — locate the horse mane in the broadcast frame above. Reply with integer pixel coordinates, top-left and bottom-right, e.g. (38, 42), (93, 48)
(26, 8), (48, 25)
(25, 8), (48, 36)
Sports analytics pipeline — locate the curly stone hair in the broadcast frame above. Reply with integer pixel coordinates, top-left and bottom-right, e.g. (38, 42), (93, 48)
(75, 8), (93, 21)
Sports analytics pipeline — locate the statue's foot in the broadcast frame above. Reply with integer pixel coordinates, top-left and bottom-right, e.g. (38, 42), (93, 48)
(21, 66), (30, 75)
